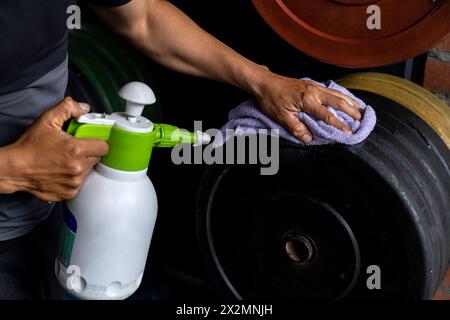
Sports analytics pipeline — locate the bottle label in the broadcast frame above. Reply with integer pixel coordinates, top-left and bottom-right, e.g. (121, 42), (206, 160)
(57, 204), (78, 268)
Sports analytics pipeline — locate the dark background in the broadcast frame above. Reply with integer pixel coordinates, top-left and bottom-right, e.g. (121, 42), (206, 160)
(148, 0), (426, 129)
(83, 0), (428, 300)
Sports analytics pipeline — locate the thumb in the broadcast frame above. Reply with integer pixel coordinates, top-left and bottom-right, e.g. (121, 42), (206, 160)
(43, 97), (90, 129)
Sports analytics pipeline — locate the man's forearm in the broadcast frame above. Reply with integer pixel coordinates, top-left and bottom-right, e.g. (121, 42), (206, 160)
(94, 0), (269, 97)
(92, 0), (360, 143)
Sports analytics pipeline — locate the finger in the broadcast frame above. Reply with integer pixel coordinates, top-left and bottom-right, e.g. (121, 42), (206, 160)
(282, 113), (313, 144)
(65, 166), (93, 188)
(43, 97), (90, 128)
(319, 92), (362, 121)
(315, 105), (352, 135)
(317, 86), (362, 111)
(81, 156), (102, 169)
(73, 138), (109, 157)
(31, 191), (61, 202)
(77, 166), (95, 184)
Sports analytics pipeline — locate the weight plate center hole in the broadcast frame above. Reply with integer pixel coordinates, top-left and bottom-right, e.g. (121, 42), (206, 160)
(284, 234), (317, 266)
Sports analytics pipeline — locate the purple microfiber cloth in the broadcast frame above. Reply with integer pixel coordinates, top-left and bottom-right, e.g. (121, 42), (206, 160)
(216, 79), (377, 146)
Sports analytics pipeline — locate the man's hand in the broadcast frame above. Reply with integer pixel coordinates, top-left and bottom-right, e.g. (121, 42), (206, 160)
(253, 71), (363, 144)
(0, 98), (109, 201)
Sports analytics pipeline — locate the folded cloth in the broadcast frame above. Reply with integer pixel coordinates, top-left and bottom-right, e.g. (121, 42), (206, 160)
(216, 79), (377, 146)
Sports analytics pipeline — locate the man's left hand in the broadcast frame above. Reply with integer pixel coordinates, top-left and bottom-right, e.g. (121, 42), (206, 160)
(253, 71), (363, 144)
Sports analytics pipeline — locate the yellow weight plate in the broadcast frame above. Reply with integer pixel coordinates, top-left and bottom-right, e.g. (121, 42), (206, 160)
(336, 73), (450, 149)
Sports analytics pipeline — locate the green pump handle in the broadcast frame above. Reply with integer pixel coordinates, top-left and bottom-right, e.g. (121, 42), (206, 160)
(66, 120), (112, 140)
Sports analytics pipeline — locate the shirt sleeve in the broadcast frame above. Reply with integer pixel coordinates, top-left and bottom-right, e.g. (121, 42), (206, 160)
(86, 0), (132, 7)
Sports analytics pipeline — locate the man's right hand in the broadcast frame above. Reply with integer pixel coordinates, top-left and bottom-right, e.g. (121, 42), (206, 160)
(0, 97), (109, 201)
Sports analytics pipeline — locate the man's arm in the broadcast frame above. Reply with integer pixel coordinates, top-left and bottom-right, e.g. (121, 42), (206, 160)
(91, 0), (362, 143)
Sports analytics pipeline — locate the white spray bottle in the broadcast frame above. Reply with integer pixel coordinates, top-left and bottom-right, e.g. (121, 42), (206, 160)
(55, 82), (210, 300)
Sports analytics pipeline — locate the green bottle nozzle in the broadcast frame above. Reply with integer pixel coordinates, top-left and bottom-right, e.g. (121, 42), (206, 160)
(154, 124), (211, 147)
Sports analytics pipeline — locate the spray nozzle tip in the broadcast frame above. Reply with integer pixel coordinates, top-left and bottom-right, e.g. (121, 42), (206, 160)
(194, 131), (211, 146)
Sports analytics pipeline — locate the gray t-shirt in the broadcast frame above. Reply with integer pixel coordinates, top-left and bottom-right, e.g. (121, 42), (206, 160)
(0, 58), (68, 241)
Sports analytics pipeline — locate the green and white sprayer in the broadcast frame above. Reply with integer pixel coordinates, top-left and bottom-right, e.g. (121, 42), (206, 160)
(55, 82), (210, 300)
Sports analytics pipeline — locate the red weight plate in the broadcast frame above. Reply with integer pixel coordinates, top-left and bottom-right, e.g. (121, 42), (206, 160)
(252, 0), (450, 67)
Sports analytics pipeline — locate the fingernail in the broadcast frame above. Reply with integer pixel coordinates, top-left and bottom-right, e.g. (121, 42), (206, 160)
(345, 128), (353, 135)
(79, 103), (90, 112)
(302, 134), (313, 144)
